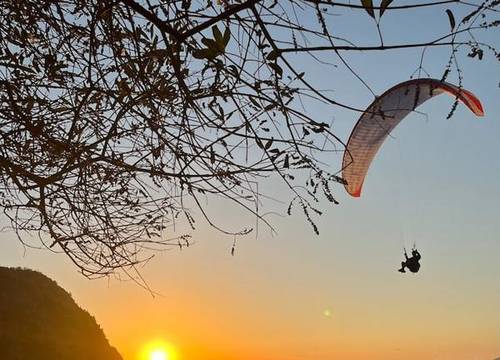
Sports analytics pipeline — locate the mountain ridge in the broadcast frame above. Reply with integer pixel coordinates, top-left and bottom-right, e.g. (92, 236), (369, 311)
(0, 266), (123, 360)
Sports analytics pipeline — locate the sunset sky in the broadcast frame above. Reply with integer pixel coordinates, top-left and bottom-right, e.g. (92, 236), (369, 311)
(1, 2), (500, 360)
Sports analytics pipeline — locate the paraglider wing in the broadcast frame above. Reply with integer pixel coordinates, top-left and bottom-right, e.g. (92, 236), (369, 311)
(342, 78), (484, 197)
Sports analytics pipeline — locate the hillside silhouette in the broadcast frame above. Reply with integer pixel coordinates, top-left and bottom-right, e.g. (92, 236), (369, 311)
(0, 267), (122, 360)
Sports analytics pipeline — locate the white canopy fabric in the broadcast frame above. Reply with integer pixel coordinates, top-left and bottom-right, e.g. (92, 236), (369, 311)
(342, 78), (484, 197)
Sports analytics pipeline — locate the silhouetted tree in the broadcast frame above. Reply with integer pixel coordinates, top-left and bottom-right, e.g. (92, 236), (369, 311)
(0, 0), (498, 277)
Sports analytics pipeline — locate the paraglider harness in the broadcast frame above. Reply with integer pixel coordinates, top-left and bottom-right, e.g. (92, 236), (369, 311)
(398, 246), (421, 274)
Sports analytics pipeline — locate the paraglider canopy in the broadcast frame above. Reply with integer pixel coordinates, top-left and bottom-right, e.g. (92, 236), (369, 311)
(342, 78), (484, 197)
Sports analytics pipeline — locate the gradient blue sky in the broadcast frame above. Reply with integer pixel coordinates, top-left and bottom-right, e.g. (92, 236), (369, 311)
(1, 2), (499, 359)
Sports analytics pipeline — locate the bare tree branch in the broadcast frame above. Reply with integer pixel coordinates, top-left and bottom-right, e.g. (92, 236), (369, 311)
(0, 0), (497, 277)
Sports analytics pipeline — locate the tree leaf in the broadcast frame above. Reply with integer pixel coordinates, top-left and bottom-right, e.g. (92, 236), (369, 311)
(192, 48), (216, 60)
(227, 64), (238, 77)
(210, 147), (215, 164)
(379, 0), (394, 17)
(202, 37), (218, 50)
(446, 9), (455, 31)
(249, 96), (260, 108)
(223, 27), (231, 46)
(268, 62), (283, 78)
(266, 49), (280, 61)
(263, 103), (276, 111)
(212, 25), (223, 43)
(360, 0), (375, 19)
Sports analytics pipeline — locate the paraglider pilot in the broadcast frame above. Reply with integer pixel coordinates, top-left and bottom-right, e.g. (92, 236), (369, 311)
(398, 248), (421, 273)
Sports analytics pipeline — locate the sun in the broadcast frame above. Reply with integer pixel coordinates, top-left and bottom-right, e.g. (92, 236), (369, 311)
(140, 340), (177, 360)
(150, 349), (168, 360)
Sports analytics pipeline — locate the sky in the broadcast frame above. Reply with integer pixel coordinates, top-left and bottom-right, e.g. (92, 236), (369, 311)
(1, 1), (500, 360)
